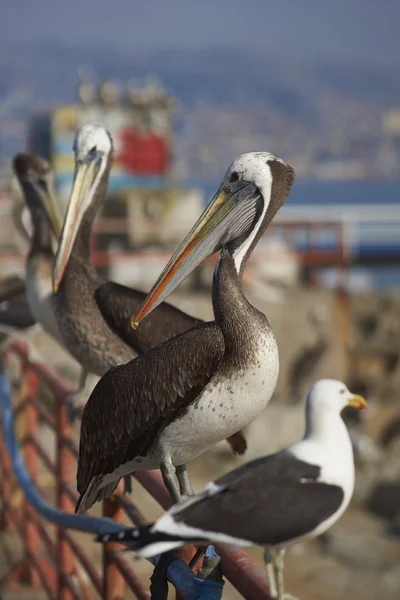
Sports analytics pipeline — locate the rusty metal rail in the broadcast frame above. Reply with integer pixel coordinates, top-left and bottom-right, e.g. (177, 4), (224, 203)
(1, 217), (347, 270)
(0, 340), (271, 599)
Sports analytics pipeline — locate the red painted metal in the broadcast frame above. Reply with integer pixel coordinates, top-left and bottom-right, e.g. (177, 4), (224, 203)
(2, 217), (347, 273)
(56, 376), (76, 600)
(103, 496), (126, 600)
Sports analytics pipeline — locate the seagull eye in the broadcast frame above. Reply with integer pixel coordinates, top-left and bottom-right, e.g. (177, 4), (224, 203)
(340, 389), (345, 394)
(229, 171), (240, 183)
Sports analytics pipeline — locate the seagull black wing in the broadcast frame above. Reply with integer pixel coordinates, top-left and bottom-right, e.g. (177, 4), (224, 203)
(97, 451), (345, 550)
(94, 280), (202, 352)
(171, 452), (344, 546)
(77, 322), (225, 503)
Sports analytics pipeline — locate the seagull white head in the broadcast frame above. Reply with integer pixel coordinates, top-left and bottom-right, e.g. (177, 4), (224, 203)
(307, 379), (367, 414)
(53, 123), (113, 292)
(131, 151), (294, 327)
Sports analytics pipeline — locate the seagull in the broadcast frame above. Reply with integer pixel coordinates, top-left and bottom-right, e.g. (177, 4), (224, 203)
(97, 379), (366, 600)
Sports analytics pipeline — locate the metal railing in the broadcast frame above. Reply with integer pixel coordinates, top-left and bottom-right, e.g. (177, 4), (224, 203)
(0, 217), (348, 281)
(0, 340), (271, 599)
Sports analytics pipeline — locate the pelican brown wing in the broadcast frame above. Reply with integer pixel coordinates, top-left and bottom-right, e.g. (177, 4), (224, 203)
(77, 321), (225, 499)
(94, 279), (202, 353)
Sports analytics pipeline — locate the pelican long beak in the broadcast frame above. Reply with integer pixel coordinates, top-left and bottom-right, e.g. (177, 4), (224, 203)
(348, 394), (367, 410)
(131, 181), (260, 328)
(33, 181), (63, 239)
(52, 160), (99, 292)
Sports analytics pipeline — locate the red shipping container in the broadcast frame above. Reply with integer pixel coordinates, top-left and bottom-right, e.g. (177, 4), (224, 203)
(117, 128), (169, 175)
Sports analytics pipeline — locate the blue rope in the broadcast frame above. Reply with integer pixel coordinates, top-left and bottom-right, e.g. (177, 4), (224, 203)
(0, 363), (224, 599)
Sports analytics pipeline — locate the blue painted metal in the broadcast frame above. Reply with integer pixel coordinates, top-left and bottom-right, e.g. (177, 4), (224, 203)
(162, 547), (223, 600)
(0, 363), (224, 599)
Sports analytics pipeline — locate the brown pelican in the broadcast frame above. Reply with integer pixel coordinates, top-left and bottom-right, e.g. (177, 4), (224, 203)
(12, 154), (63, 340)
(75, 151), (294, 513)
(52, 123), (202, 369)
(51, 123), (246, 456)
(0, 198), (35, 332)
(0, 156), (61, 339)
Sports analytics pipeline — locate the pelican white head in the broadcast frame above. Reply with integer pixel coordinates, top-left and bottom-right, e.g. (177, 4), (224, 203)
(53, 123), (113, 292)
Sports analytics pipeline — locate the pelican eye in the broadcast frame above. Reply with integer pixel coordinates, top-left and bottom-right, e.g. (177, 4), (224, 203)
(229, 171), (240, 183)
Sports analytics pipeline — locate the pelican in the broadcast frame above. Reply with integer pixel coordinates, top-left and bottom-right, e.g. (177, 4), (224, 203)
(0, 156), (61, 354)
(12, 153), (63, 340)
(51, 123), (246, 456)
(52, 123), (203, 369)
(0, 198), (35, 333)
(75, 151), (294, 513)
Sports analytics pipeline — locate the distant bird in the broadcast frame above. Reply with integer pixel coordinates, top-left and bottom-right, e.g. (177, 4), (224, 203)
(75, 151), (293, 513)
(379, 413), (400, 450)
(0, 295), (36, 335)
(0, 275), (35, 339)
(12, 154), (63, 341)
(0, 275), (26, 303)
(288, 305), (329, 403)
(97, 379), (366, 600)
(0, 159), (58, 339)
(52, 123), (246, 457)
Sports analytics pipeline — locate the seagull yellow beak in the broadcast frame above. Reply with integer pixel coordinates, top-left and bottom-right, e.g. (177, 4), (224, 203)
(348, 394), (367, 410)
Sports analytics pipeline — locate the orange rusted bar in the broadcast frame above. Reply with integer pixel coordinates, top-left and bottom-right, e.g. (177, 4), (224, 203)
(56, 380), (76, 600)
(103, 495), (126, 600)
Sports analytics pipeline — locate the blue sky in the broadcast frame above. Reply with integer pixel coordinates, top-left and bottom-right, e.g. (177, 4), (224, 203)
(2, 0), (399, 64)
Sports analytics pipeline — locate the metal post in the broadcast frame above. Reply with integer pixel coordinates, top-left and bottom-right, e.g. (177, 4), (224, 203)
(103, 495), (126, 600)
(56, 390), (76, 600)
(0, 423), (10, 531)
(175, 547), (203, 600)
(23, 367), (41, 587)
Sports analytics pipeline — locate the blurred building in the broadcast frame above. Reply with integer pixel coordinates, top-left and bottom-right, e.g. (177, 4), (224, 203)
(26, 71), (203, 253)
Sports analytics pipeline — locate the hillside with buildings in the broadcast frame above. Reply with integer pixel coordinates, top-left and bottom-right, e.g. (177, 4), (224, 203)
(0, 43), (400, 180)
